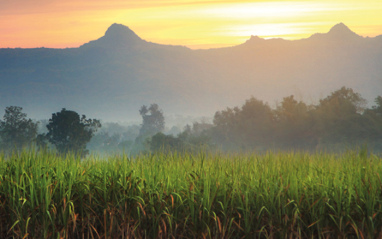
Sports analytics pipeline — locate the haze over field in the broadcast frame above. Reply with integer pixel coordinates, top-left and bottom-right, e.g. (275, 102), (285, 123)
(2, 3), (382, 238)
(0, 23), (381, 122)
(2, 3), (382, 237)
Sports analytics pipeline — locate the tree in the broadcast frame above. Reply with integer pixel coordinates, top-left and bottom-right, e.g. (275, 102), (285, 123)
(372, 96), (382, 115)
(363, 96), (382, 150)
(274, 95), (314, 149)
(212, 97), (274, 150)
(314, 87), (368, 148)
(317, 86), (366, 115)
(178, 122), (212, 152)
(46, 108), (101, 156)
(150, 132), (183, 153)
(137, 104), (165, 141)
(0, 106), (38, 150)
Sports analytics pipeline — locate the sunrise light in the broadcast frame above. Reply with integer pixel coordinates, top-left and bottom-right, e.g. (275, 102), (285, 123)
(1, 0), (382, 49)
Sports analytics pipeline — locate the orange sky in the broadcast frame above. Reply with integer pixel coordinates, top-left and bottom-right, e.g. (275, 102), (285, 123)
(1, 0), (382, 49)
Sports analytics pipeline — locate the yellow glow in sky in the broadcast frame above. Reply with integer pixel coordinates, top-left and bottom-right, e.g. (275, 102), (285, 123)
(1, 0), (382, 49)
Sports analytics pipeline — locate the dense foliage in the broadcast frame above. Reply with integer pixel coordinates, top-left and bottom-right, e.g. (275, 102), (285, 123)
(208, 87), (382, 152)
(45, 108), (101, 156)
(0, 149), (382, 238)
(0, 106), (38, 150)
(0, 87), (381, 154)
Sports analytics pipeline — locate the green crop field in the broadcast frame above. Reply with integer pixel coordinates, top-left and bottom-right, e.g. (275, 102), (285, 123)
(0, 149), (381, 238)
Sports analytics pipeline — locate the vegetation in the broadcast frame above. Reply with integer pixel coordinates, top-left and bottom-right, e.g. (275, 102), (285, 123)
(45, 108), (101, 156)
(208, 87), (382, 152)
(0, 149), (381, 238)
(0, 106), (38, 150)
(152, 87), (382, 153)
(87, 123), (139, 155)
(136, 104), (165, 142)
(0, 87), (381, 155)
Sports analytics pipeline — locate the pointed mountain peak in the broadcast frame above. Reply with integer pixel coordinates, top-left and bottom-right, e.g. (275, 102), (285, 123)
(308, 23), (362, 42)
(80, 23), (144, 49)
(329, 23), (352, 34)
(327, 23), (361, 39)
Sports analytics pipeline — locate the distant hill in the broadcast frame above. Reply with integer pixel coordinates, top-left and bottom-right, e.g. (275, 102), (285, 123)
(0, 23), (381, 122)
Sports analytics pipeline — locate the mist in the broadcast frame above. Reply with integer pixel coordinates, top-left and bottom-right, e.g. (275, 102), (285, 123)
(0, 23), (382, 154)
(1, 23), (381, 122)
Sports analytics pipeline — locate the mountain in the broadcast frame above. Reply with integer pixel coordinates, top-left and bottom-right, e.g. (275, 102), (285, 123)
(309, 22), (362, 41)
(82, 23), (144, 48)
(0, 23), (381, 122)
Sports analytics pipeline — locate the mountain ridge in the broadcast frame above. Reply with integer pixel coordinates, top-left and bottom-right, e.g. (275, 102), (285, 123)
(86, 22), (380, 49)
(0, 23), (381, 122)
(3, 22), (379, 51)
(72, 22), (381, 50)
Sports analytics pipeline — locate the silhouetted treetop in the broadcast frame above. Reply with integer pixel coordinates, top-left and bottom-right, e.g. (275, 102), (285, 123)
(138, 104), (165, 138)
(0, 106), (38, 150)
(46, 108), (101, 156)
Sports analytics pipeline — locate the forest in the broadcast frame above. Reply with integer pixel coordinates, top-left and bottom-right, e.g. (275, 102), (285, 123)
(0, 86), (381, 155)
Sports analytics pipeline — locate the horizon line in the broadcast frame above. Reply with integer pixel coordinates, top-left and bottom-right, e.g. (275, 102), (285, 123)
(1, 22), (381, 51)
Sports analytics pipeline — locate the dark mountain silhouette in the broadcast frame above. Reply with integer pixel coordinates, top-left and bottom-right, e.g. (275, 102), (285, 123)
(0, 23), (381, 121)
(309, 22), (362, 41)
(81, 24), (143, 49)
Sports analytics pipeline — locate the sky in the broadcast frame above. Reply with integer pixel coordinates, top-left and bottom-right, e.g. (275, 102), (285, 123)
(1, 0), (382, 49)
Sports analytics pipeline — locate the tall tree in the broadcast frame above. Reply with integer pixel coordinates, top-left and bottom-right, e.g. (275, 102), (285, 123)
(46, 108), (101, 156)
(0, 106), (38, 150)
(274, 95), (314, 149)
(137, 104), (165, 140)
(314, 87), (367, 147)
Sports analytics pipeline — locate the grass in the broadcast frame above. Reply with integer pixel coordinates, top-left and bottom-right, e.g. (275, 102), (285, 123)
(0, 149), (381, 238)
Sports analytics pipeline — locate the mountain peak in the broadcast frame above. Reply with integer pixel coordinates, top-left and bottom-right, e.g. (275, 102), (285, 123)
(248, 35), (263, 41)
(308, 23), (362, 41)
(105, 24), (140, 39)
(81, 23), (144, 49)
(103, 23), (142, 43)
(243, 35), (265, 45)
(327, 23), (360, 39)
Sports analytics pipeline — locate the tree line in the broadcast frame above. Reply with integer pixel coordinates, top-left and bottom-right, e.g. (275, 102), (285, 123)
(0, 107), (101, 156)
(0, 103), (166, 156)
(148, 87), (382, 153)
(209, 87), (382, 152)
(1, 86), (381, 155)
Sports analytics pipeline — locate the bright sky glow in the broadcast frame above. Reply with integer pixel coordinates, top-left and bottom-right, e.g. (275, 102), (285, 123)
(198, 2), (329, 19)
(1, 0), (382, 49)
